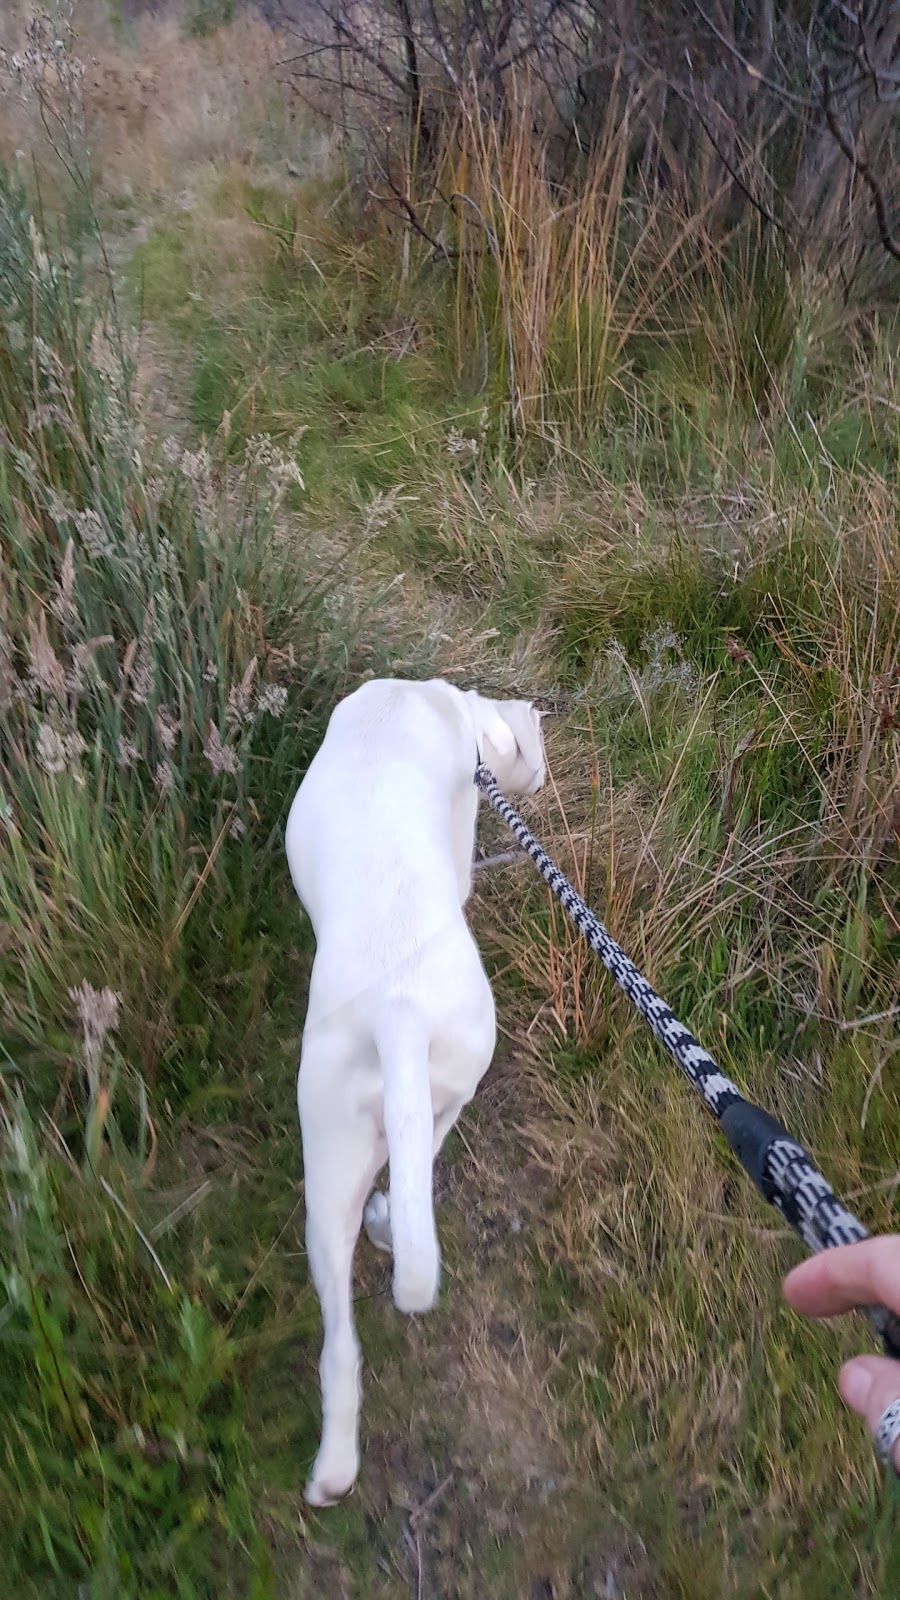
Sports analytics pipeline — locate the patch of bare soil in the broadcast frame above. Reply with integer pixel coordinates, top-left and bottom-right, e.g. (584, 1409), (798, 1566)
(290, 1054), (657, 1600)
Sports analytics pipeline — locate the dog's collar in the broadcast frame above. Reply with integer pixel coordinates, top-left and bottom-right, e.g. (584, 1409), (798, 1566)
(474, 756), (494, 794)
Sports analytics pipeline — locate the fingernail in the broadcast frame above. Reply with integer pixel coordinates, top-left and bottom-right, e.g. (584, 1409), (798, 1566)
(840, 1363), (872, 1413)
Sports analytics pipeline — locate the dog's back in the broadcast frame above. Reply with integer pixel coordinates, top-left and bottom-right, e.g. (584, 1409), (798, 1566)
(286, 677), (478, 965)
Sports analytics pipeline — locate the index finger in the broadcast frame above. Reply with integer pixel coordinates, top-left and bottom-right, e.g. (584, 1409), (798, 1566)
(783, 1236), (900, 1320)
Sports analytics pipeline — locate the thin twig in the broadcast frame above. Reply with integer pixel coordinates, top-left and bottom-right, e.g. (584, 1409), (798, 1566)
(681, 53), (786, 234)
(840, 1005), (900, 1033)
(166, 804), (236, 952)
(226, 1195), (305, 1332)
(410, 1471), (454, 1530)
(822, 69), (900, 262)
(98, 1177), (173, 1293)
(473, 848), (524, 871)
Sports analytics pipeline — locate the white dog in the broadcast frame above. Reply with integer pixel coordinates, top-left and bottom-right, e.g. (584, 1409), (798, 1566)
(285, 677), (545, 1506)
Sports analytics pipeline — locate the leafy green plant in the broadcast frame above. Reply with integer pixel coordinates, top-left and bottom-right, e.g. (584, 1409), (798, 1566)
(1, 1097), (271, 1600)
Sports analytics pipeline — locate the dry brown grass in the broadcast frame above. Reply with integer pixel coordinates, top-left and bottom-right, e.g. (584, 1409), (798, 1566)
(0, 2), (284, 199)
(455, 476), (900, 1565)
(3, 9), (897, 1590)
(357, 73), (846, 441)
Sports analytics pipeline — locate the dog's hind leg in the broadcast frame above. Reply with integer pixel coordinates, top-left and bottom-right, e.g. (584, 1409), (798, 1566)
(299, 1055), (385, 1507)
(363, 983), (497, 1258)
(363, 1097), (467, 1256)
(362, 1189), (392, 1253)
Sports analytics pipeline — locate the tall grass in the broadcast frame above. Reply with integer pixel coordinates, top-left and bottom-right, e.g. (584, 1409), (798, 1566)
(2, 10), (898, 1592)
(0, 169), (323, 1092)
(469, 463), (900, 1589)
(0, 164), (349, 1595)
(374, 76), (873, 453)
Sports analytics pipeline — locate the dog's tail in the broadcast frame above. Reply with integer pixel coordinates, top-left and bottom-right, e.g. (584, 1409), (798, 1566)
(374, 1003), (439, 1314)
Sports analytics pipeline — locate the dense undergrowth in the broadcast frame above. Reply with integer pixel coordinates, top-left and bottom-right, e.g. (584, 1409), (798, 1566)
(1, 4), (899, 1597)
(0, 159), (375, 1592)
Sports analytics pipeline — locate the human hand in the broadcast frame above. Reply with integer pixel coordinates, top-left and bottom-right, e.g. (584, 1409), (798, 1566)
(783, 1236), (900, 1471)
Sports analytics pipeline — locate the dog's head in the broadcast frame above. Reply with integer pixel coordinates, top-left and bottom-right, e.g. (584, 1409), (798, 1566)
(465, 691), (546, 795)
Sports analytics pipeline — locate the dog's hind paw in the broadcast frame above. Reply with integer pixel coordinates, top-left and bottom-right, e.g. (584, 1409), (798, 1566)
(363, 1190), (393, 1254)
(305, 1472), (356, 1508)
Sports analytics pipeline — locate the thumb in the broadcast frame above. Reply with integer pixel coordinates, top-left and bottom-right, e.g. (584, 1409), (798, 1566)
(839, 1357), (900, 1471)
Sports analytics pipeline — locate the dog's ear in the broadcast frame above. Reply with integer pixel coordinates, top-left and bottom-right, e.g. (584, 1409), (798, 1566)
(501, 699), (544, 768)
(480, 707), (518, 761)
(466, 691), (517, 761)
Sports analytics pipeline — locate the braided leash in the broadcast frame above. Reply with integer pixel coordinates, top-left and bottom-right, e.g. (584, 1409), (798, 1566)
(475, 762), (900, 1437)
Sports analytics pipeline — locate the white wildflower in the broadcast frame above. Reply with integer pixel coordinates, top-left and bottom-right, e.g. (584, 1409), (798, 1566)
(0, 609), (17, 710)
(73, 508), (113, 560)
(65, 729), (86, 766)
(157, 536), (179, 579)
(226, 658), (258, 728)
(179, 445), (211, 487)
(446, 426), (477, 459)
(129, 606), (155, 707)
(602, 624), (697, 707)
(151, 587), (175, 646)
(201, 659), (218, 684)
(130, 643), (152, 706)
(26, 615), (67, 702)
(67, 638), (110, 697)
(203, 724), (240, 777)
(68, 979), (120, 1071)
(36, 722), (88, 778)
(9, 444), (39, 489)
(228, 814), (246, 840)
(27, 403), (57, 431)
(0, 665), (18, 712)
(256, 683), (287, 718)
(247, 433), (305, 492)
(0, 790), (18, 833)
(155, 759), (175, 793)
(36, 722), (67, 773)
(155, 705), (179, 753)
(33, 337), (68, 394)
(133, 531), (155, 575)
(361, 486), (417, 538)
(51, 540), (77, 628)
(88, 323), (121, 384)
(117, 737), (138, 769)
(640, 624), (697, 700)
(642, 622), (680, 659)
(142, 475), (166, 509)
(180, 444), (217, 529)
(46, 489), (73, 526)
(3, 6), (86, 113)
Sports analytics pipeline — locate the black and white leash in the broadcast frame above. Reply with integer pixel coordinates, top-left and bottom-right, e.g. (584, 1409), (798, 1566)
(475, 762), (900, 1465)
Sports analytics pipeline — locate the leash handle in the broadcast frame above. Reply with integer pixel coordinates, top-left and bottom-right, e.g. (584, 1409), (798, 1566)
(474, 764), (900, 1370)
(719, 1103), (900, 1361)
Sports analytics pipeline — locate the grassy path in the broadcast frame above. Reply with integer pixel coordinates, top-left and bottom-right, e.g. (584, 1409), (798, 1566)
(1, 8), (898, 1596)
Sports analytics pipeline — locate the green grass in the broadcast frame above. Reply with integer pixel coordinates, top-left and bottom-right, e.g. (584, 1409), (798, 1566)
(125, 185), (473, 508)
(2, 18), (900, 1595)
